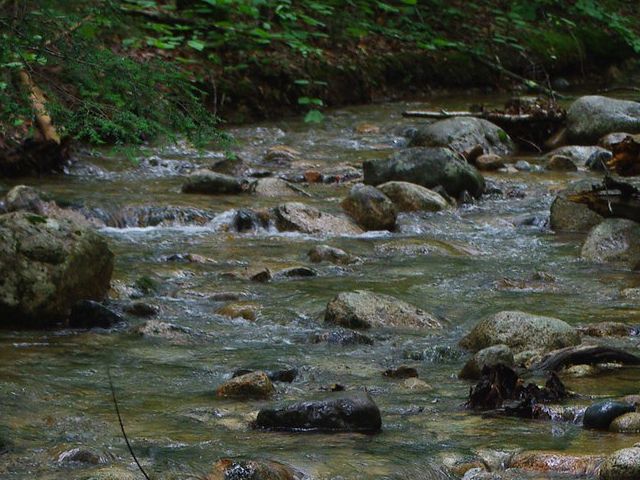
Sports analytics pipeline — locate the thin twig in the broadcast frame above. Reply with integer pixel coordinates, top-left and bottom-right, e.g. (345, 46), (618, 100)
(107, 369), (152, 480)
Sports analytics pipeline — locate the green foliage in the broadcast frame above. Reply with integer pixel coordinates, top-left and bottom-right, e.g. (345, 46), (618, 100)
(1, 0), (224, 147)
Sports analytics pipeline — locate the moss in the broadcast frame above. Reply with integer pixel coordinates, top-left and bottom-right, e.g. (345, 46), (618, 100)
(134, 275), (158, 294)
(25, 214), (47, 225)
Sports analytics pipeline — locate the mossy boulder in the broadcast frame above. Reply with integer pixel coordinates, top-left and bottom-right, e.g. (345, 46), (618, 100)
(0, 211), (113, 327)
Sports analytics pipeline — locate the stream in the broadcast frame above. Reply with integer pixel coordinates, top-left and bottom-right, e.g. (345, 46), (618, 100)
(1, 94), (640, 480)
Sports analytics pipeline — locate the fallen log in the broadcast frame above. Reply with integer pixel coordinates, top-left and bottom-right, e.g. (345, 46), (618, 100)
(402, 110), (566, 124)
(568, 175), (640, 223)
(531, 345), (640, 373)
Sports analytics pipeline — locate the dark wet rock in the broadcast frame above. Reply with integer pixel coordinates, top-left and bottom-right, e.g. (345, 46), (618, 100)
(459, 344), (514, 380)
(274, 267), (317, 278)
(254, 391), (381, 433)
(610, 412), (640, 433)
(206, 458), (305, 480)
(307, 245), (359, 265)
(0, 212), (114, 327)
(122, 302), (158, 318)
(475, 154), (505, 171)
(383, 366), (418, 379)
(546, 145), (611, 166)
(460, 311), (580, 353)
(69, 300), (123, 329)
(209, 155), (246, 175)
(341, 184), (397, 231)
(377, 181), (449, 212)
(581, 219), (640, 269)
(513, 160), (531, 172)
(272, 202), (362, 235)
(221, 267), (272, 283)
(567, 96), (640, 144)
(250, 178), (303, 197)
(233, 368), (298, 383)
(586, 149), (613, 171)
(57, 447), (103, 464)
(233, 208), (270, 233)
(216, 371), (274, 399)
(363, 147), (485, 198)
(550, 179), (604, 232)
(599, 446), (640, 480)
(216, 302), (260, 321)
(325, 291), (442, 330)
(182, 169), (249, 194)
(310, 329), (374, 346)
(376, 237), (481, 257)
(547, 155), (577, 171)
(583, 401), (635, 430)
(409, 117), (515, 157)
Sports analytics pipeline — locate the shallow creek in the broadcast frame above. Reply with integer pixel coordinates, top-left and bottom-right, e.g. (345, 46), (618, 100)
(1, 94), (640, 479)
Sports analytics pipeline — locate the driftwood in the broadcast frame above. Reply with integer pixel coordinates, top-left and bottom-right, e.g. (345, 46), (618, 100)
(568, 175), (640, 223)
(466, 364), (567, 418)
(531, 345), (640, 373)
(402, 98), (566, 151)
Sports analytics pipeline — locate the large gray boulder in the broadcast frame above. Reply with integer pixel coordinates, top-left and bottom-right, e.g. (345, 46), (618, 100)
(459, 310), (580, 353)
(409, 117), (515, 156)
(545, 145), (611, 166)
(272, 202), (362, 235)
(0, 211), (113, 327)
(364, 147), (485, 198)
(325, 290), (441, 330)
(581, 218), (640, 269)
(550, 179), (604, 232)
(341, 184), (397, 231)
(378, 181), (449, 212)
(567, 96), (640, 144)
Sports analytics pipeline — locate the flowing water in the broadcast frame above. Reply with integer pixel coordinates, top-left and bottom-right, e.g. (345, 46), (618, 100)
(1, 95), (640, 479)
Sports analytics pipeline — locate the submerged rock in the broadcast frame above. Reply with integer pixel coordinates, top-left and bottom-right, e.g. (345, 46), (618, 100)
(377, 181), (449, 212)
(307, 245), (359, 265)
(459, 311), (580, 353)
(549, 179), (604, 232)
(581, 219), (640, 269)
(310, 329), (374, 346)
(510, 452), (602, 477)
(272, 202), (362, 235)
(69, 300), (123, 329)
(206, 458), (305, 480)
(325, 291), (442, 330)
(363, 147), (485, 198)
(0, 211), (113, 327)
(216, 302), (260, 321)
(216, 371), (274, 399)
(409, 117), (515, 157)
(122, 302), (159, 318)
(383, 366), (418, 379)
(341, 184), (397, 231)
(583, 400), (635, 430)
(599, 447), (640, 480)
(251, 177), (303, 197)
(182, 169), (248, 194)
(254, 392), (381, 433)
(134, 320), (201, 343)
(567, 96), (640, 144)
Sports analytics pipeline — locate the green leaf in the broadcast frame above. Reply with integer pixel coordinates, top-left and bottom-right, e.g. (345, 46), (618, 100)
(304, 109), (324, 123)
(188, 39), (206, 51)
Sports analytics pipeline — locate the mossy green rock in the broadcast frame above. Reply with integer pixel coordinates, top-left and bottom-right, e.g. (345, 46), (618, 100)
(0, 211), (113, 327)
(363, 147), (485, 198)
(459, 310), (580, 353)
